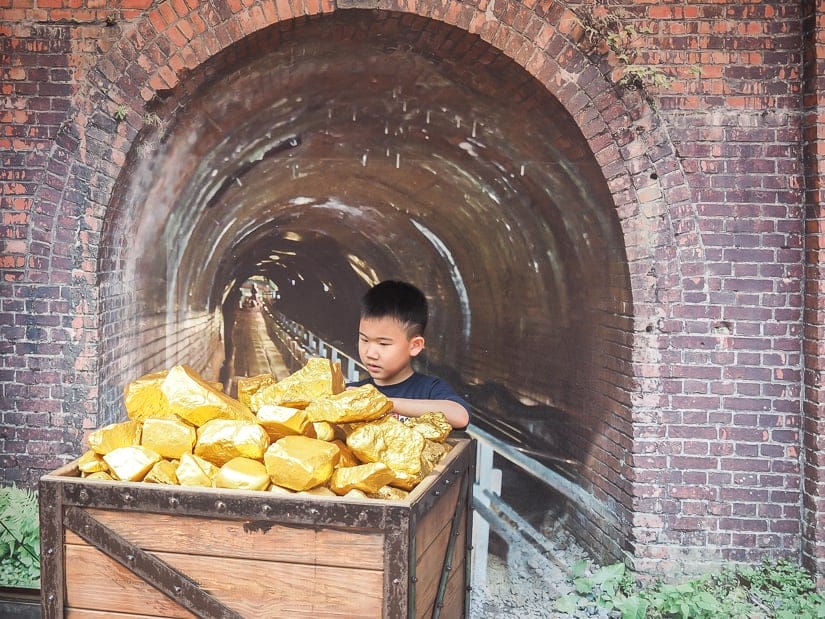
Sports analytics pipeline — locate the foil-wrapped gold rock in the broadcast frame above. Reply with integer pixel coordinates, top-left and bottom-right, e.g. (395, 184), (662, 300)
(144, 460), (179, 485)
(368, 485), (409, 501)
(256, 404), (313, 442)
(269, 484), (295, 495)
(331, 439), (360, 468)
(102, 446), (161, 482)
(422, 439), (449, 470)
(264, 435), (340, 491)
(194, 419), (270, 467)
(161, 364), (256, 427)
(312, 421), (336, 442)
(304, 384), (392, 424)
(124, 371), (178, 422)
(298, 486), (337, 497)
(330, 462), (395, 495)
(77, 450), (109, 475)
(215, 457), (270, 491)
(404, 412), (453, 443)
(347, 415), (425, 480)
(176, 453), (219, 487)
(237, 374), (278, 409)
(141, 418), (196, 460)
(86, 471), (114, 481)
(87, 420), (142, 455)
(250, 358), (345, 411)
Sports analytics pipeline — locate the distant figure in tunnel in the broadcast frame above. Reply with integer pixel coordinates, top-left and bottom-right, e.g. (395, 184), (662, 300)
(249, 283), (258, 307)
(349, 280), (470, 430)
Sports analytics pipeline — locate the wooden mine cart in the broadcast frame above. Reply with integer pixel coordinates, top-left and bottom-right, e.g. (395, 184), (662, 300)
(39, 438), (475, 618)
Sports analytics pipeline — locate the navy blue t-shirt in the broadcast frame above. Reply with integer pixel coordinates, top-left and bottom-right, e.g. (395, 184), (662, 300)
(349, 372), (470, 429)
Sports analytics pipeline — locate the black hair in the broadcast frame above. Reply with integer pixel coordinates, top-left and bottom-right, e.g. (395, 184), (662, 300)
(360, 280), (428, 337)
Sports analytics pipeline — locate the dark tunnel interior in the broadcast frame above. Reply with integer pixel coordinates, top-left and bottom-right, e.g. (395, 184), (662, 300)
(105, 11), (633, 479)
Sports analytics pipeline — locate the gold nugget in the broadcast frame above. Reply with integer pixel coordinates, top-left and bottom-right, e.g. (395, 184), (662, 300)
(161, 364), (255, 427)
(251, 358), (345, 411)
(330, 462), (395, 495)
(347, 415), (425, 479)
(264, 435), (340, 492)
(194, 419), (270, 467)
(304, 384), (392, 424)
(124, 371), (178, 422)
(141, 418), (196, 460)
(215, 457), (270, 491)
(176, 453), (219, 487)
(87, 420), (142, 455)
(103, 446), (161, 482)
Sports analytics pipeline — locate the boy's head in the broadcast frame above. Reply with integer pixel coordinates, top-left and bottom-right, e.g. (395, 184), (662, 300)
(357, 281), (428, 385)
(360, 280), (428, 338)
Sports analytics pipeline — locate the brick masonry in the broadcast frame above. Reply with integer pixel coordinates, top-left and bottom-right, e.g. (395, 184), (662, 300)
(1, 0), (824, 581)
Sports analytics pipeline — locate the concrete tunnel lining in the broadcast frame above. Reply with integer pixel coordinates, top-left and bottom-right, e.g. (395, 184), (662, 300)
(103, 11), (632, 490)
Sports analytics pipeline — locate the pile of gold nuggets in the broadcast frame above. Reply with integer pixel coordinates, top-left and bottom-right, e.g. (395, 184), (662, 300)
(77, 358), (454, 500)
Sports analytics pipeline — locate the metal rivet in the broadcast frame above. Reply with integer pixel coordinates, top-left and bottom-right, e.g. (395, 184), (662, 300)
(123, 494), (133, 503)
(169, 497), (179, 507)
(79, 489), (89, 502)
(47, 594), (54, 602)
(127, 554), (134, 562)
(47, 547), (54, 555)
(262, 504), (272, 514)
(411, 576), (418, 583)
(174, 585), (182, 594)
(215, 501), (226, 512)
(434, 491), (440, 496)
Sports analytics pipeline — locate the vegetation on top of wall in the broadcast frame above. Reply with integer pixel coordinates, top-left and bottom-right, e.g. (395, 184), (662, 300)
(556, 558), (825, 618)
(0, 486), (40, 590)
(568, 1), (699, 105)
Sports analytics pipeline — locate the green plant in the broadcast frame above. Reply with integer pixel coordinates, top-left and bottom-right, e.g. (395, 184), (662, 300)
(555, 558), (825, 619)
(0, 485), (40, 589)
(114, 104), (128, 122)
(574, 3), (673, 95)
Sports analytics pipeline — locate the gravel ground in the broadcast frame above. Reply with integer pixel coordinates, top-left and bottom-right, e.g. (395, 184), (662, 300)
(468, 500), (617, 618)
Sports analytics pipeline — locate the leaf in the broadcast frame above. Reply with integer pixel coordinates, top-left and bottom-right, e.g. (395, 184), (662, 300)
(615, 596), (648, 619)
(592, 562), (626, 585)
(575, 577), (595, 595)
(555, 595), (580, 614)
(571, 559), (589, 578)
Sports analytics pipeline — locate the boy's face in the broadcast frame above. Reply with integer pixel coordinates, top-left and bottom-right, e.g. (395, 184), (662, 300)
(358, 316), (424, 386)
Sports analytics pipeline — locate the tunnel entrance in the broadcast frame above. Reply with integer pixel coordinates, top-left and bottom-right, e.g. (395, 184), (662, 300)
(101, 9), (633, 561)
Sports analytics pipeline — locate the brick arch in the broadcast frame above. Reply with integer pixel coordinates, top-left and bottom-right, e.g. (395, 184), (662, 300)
(30, 0), (699, 561)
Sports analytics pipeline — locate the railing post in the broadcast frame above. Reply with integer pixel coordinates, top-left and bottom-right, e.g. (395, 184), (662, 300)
(471, 440), (501, 589)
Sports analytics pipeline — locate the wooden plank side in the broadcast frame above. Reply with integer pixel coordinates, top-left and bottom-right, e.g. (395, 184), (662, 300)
(413, 479), (461, 563)
(64, 544), (197, 618)
(418, 562), (467, 619)
(413, 517), (467, 618)
(64, 509), (385, 571)
(67, 610), (182, 619)
(65, 541), (385, 618)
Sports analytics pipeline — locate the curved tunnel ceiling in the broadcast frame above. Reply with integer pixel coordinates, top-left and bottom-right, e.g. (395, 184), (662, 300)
(125, 11), (631, 459)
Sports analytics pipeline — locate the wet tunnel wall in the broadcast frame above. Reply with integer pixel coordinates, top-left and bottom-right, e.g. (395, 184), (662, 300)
(3, 0), (820, 579)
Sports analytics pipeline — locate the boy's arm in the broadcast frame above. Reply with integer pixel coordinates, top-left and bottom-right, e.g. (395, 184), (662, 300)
(389, 397), (470, 430)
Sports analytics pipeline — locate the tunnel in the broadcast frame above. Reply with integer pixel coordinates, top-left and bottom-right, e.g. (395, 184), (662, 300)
(99, 9), (633, 557)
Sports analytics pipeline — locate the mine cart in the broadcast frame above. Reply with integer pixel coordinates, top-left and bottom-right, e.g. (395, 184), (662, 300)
(39, 438), (475, 618)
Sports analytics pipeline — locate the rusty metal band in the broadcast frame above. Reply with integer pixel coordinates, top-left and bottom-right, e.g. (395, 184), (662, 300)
(432, 469), (470, 619)
(63, 506), (244, 619)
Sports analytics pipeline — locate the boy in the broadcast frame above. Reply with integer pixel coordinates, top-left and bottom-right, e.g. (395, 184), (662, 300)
(350, 280), (470, 430)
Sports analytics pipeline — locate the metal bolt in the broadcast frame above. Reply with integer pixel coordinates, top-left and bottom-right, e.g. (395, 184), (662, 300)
(79, 489), (89, 502)
(411, 576), (418, 583)
(123, 494), (133, 503)
(262, 504), (272, 514)
(174, 585), (182, 595)
(215, 501), (226, 512)
(47, 547), (54, 555)
(169, 497), (179, 507)
(127, 554), (134, 562)
(434, 491), (440, 496)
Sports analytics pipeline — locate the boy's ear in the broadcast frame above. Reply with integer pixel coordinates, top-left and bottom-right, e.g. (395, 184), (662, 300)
(409, 335), (425, 357)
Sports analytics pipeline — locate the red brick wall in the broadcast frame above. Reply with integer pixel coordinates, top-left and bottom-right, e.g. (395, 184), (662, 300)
(2, 0), (823, 579)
